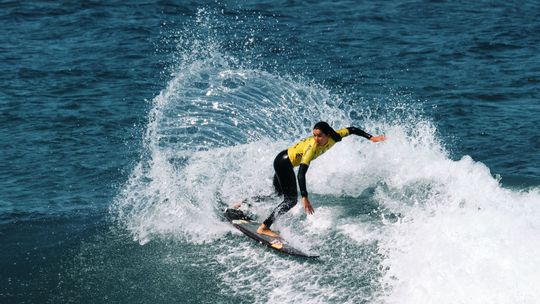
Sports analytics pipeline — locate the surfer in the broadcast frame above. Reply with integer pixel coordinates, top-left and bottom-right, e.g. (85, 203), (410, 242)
(257, 121), (385, 237)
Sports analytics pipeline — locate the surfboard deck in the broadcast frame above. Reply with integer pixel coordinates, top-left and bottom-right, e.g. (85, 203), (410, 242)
(224, 208), (319, 258)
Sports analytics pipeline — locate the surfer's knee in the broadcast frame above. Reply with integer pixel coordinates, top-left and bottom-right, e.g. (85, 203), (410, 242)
(284, 194), (297, 207)
(275, 196), (297, 217)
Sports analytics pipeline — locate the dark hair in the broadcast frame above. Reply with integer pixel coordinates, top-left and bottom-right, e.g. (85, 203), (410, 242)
(313, 121), (342, 142)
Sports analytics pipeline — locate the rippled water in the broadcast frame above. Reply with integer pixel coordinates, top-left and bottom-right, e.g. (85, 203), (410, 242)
(1, 1), (539, 303)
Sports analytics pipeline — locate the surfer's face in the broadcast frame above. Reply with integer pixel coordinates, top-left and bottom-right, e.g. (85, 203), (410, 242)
(313, 128), (329, 146)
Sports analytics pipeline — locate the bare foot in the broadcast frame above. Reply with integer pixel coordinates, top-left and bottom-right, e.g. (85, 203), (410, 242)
(257, 224), (280, 238)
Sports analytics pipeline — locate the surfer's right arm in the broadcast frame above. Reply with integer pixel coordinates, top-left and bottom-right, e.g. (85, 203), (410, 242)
(297, 164), (314, 214)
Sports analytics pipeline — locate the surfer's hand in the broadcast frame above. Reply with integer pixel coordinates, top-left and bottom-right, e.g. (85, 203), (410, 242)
(370, 135), (385, 142)
(302, 197), (314, 215)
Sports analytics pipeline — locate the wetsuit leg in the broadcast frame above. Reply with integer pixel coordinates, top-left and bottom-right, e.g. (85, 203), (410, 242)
(273, 174), (283, 196)
(263, 150), (298, 228)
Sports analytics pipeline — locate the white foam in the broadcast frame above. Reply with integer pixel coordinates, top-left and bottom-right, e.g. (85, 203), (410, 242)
(373, 128), (540, 303)
(338, 222), (380, 244)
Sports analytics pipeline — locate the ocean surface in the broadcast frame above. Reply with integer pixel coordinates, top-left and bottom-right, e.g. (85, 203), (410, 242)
(1, 1), (539, 303)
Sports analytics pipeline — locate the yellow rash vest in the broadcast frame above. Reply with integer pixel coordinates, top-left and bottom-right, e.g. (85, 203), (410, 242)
(287, 128), (351, 167)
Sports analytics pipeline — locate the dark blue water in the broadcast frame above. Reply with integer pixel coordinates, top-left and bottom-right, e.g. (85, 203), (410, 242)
(1, 1), (539, 303)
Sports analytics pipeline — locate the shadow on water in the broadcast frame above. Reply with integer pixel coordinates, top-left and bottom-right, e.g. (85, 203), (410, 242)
(313, 186), (402, 223)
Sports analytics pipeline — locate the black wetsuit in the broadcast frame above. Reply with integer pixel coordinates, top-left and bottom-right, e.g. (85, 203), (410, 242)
(262, 126), (372, 228)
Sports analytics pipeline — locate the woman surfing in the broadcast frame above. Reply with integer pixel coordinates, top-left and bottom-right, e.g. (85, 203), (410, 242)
(257, 121), (385, 237)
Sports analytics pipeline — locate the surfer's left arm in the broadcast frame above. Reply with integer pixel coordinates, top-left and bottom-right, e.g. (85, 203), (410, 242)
(346, 126), (385, 142)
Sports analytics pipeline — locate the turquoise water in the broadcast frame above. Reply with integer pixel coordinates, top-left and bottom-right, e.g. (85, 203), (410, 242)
(1, 1), (539, 303)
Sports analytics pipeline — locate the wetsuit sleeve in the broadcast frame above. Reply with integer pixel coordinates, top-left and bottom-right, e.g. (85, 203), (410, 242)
(298, 164), (309, 198)
(347, 126), (373, 140)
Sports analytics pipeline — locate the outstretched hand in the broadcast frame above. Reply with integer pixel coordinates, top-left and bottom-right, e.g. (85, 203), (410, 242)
(370, 135), (386, 142)
(302, 197), (314, 215)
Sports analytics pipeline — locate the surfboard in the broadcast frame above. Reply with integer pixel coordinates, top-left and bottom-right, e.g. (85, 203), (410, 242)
(224, 208), (319, 258)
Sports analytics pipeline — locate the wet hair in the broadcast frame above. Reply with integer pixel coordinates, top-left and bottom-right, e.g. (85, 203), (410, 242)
(313, 121), (342, 142)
